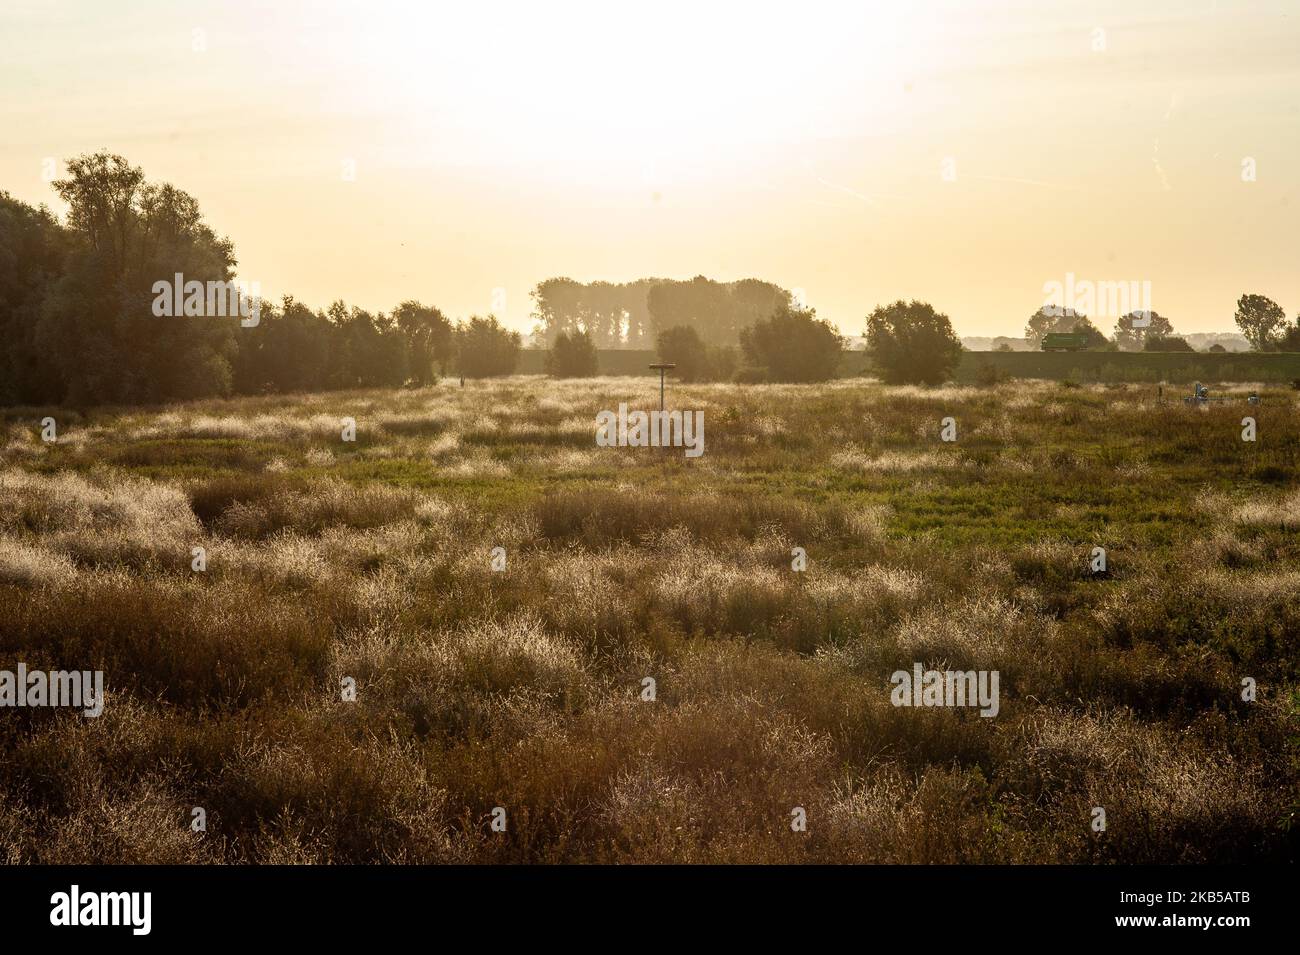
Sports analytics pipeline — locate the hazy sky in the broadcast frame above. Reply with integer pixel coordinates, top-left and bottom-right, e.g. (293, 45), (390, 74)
(3, 0), (1297, 338)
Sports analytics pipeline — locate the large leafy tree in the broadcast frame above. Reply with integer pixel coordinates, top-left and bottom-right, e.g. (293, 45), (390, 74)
(1234, 294), (1286, 350)
(1026, 306), (1088, 347)
(393, 300), (453, 385)
(40, 151), (238, 403)
(455, 315), (521, 378)
(1277, 316), (1300, 352)
(740, 304), (843, 382)
(1114, 310), (1174, 351)
(866, 300), (963, 385)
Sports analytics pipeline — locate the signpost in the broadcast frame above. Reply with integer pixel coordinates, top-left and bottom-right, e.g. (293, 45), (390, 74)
(648, 363), (676, 413)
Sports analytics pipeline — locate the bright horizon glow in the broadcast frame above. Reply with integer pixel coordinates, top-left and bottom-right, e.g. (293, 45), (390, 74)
(2, 0), (1298, 340)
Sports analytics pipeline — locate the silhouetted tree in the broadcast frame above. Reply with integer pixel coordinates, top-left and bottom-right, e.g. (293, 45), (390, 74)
(1024, 306), (1114, 350)
(39, 151), (239, 403)
(1114, 310), (1174, 351)
(0, 192), (68, 404)
(1277, 318), (1300, 352)
(232, 296), (333, 394)
(656, 324), (737, 382)
(393, 300), (453, 384)
(740, 304), (843, 382)
(455, 315), (520, 377)
(1143, 335), (1194, 352)
(648, 275), (791, 345)
(546, 329), (599, 377)
(1234, 294), (1286, 350)
(866, 300), (963, 385)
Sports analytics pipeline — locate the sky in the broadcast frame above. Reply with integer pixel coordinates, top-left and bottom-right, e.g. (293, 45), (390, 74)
(2, 0), (1297, 339)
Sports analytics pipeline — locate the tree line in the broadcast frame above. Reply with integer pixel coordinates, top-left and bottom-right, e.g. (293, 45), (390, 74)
(530, 275), (792, 348)
(546, 299), (962, 386)
(0, 152), (522, 406)
(6, 152), (1296, 404)
(1023, 297), (1300, 354)
(548, 291), (1299, 387)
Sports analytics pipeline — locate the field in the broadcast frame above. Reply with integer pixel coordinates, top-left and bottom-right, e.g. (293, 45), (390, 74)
(0, 376), (1297, 863)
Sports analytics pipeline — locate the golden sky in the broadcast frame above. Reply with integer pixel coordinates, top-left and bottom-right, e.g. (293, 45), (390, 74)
(3, 0), (1297, 338)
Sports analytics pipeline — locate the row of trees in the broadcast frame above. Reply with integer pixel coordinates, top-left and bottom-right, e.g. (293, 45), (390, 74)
(545, 303), (849, 383)
(640, 300), (960, 386)
(0, 153), (522, 406)
(530, 275), (791, 348)
(9, 154), (1295, 404)
(1023, 295), (1300, 353)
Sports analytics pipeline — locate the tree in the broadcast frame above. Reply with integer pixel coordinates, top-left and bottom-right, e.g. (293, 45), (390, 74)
(647, 276), (791, 345)
(1071, 316), (1113, 350)
(39, 151), (238, 404)
(1277, 319), (1300, 353)
(393, 300), (453, 385)
(546, 329), (599, 377)
(655, 324), (736, 382)
(1025, 306), (1086, 347)
(530, 275), (792, 349)
(2, 152), (463, 406)
(1114, 310), (1174, 351)
(455, 315), (520, 377)
(1024, 306), (1112, 350)
(1234, 294), (1286, 351)
(738, 304), (843, 382)
(0, 192), (68, 405)
(232, 295), (333, 395)
(865, 300), (964, 385)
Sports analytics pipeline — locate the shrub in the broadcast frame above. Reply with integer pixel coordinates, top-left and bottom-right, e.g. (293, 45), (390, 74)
(455, 315), (521, 378)
(739, 305), (843, 383)
(1144, 335), (1195, 352)
(545, 330), (598, 378)
(654, 325), (739, 382)
(865, 300), (963, 385)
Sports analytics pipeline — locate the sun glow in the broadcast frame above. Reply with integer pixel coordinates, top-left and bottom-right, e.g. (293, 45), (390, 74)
(349, 1), (929, 181)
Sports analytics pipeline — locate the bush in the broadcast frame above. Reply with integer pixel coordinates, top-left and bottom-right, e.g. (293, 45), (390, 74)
(455, 315), (521, 378)
(545, 330), (598, 378)
(739, 305), (843, 383)
(865, 300), (963, 385)
(656, 325), (736, 382)
(1144, 335), (1195, 353)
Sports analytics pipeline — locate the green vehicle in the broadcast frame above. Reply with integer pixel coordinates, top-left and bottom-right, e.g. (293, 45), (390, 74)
(1041, 331), (1088, 352)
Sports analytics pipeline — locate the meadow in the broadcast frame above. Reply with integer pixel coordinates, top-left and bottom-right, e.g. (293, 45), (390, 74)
(0, 375), (1296, 863)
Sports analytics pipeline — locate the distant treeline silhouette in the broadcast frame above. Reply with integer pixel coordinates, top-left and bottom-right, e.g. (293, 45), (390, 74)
(0, 152), (804, 406)
(11, 153), (1292, 406)
(0, 152), (521, 406)
(530, 276), (792, 348)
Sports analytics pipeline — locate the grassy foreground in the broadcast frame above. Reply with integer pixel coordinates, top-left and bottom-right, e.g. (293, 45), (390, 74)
(0, 376), (1297, 863)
